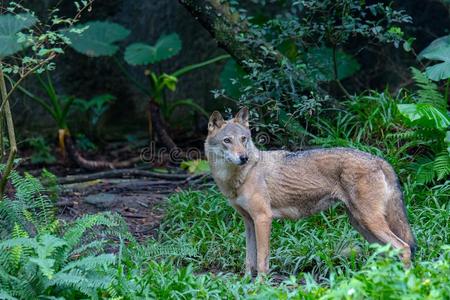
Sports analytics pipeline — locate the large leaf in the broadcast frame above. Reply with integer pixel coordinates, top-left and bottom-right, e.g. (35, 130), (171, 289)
(0, 13), (37, 58)
(397, 103), (450, 130)
(418, 35), (450, 81)
(124, 33), (181, 65)
(65, 21), (130, 57)
(305, 47), (360, 81)
(423, 62), (450, 82)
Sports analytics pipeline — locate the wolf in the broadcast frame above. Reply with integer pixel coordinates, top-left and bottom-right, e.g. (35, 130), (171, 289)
(205, 107), (416, 275)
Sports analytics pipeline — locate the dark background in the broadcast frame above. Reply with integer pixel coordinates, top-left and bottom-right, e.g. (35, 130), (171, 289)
(11, 0), (450, 140)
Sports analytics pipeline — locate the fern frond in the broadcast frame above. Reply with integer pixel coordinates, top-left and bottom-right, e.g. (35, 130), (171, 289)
(62, 213), (119, 249)
(61, 253), (115, 272)
(386, 130), (418, 140)
(412, 156), (436, 185)
(145, 242), (197, 258)
(411, 67), (447, 111)
(433, 152), (450, 180)
(49, 269), (113, 297)
(69, 240), (107, 258)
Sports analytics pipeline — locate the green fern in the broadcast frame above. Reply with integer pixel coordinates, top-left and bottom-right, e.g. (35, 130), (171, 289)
(411, 67), (447, 111)
(433, 152), (450, 180)
(396, 69), (450, 184)
(0, 169), (55, 239)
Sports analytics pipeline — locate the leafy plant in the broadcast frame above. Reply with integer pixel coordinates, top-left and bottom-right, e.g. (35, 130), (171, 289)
(0, 1), (94, 198)
(0, 167), (133, 299)
(218, 0), (412, 149)
(65, 20), (229, 148)
(64, 21), (130, 57)
(16, 72), (117, 153)
(419, 34), (450, 81)
(395, 68), (450, 184)
(73, 93), (116, 140)
(180, 159), (210, 174)
(28, 137), (56, 164)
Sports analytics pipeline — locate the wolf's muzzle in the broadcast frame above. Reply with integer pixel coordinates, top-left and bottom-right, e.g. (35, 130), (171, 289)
(239, 155), (249, 165)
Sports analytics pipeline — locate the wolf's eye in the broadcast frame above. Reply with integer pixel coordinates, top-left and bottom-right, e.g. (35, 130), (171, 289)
(241, 136), (247, 143)
(223, 138), (231, 144)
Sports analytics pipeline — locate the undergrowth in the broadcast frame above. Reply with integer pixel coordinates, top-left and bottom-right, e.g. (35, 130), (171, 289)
(0, 72), (449, 298)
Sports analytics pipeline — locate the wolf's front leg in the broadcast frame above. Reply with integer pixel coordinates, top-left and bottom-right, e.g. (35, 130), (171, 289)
(234, 206), (257, 275)
(243, 217), (257, 275)
(254, 214), (272, 274)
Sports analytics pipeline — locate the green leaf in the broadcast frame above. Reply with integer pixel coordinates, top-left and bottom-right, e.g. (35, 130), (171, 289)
(397, 103), (450, 130)
(305, 47), (360, 81)
(65, 21), (130, 57)
(124, 33), (181, 65)
(419, 35), (450, 61)
(0, 13), (37, 58)
(180, 160), (210, 174)
(419, 35), (450, 81)
(424, 62), (450, 82)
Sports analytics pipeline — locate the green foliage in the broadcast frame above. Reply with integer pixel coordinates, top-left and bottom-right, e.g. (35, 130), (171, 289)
(419, 35), (450, 81)
(65, 21), (130, 57)
(74, 93), (116, 139)
(0, 168), (56, 238)
(124, 33), (182, 65)
(0, 13), (37, 58)
(305, 47), (361, 81)
(16, 72), (75, 131)
(138, 183), (449, 299)
(0, 223), (118, 299)
(180, 159), (210, 174)
(395, 69), (450, 183)
(218, 0), (412, 148)
(65, 19), (228, 125)
(27, 137), (56, 164)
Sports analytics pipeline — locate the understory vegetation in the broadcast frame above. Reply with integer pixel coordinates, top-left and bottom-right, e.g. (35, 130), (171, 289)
(1, 85), (449, 298)
(0, 0), (449, 299)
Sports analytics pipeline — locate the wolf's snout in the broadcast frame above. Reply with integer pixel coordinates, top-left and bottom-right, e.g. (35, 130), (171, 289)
(239, 154), (249, 165)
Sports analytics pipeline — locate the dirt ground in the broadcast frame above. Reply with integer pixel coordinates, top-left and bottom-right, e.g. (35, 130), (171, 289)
(55, 173), (208, 241)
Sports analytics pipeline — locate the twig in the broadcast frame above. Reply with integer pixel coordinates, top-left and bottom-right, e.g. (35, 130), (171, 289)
(120, 213), (147, 219)
(0, 54), (55, 114)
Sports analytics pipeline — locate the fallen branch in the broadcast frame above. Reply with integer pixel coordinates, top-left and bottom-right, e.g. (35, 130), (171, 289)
(57, 168), (191, 185)
(64, 135), (141, 170)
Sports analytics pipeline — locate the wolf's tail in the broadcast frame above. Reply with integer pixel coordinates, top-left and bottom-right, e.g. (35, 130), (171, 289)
(380, 160), (417, 256)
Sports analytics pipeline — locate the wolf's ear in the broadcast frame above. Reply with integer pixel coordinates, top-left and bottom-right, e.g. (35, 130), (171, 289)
(234, 106), (249, 127)
(208, 111), (225, 132)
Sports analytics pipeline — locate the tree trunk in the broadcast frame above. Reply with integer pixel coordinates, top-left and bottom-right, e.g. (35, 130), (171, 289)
(178, 0), (283, 71)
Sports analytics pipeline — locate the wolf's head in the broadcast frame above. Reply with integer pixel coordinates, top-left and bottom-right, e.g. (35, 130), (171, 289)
(205, 107), (253, 166)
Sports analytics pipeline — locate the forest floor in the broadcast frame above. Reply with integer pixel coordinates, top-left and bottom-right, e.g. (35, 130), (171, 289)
(57, 178), (173, 241)
(20, 141), (210, 241)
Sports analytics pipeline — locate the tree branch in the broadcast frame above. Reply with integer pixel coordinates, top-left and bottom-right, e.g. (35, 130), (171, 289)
(178, 0), (283, 71)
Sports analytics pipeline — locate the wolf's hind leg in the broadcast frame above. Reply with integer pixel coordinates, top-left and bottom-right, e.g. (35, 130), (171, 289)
(351, 209), (412, 266)
(345, 208), (381, 244)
